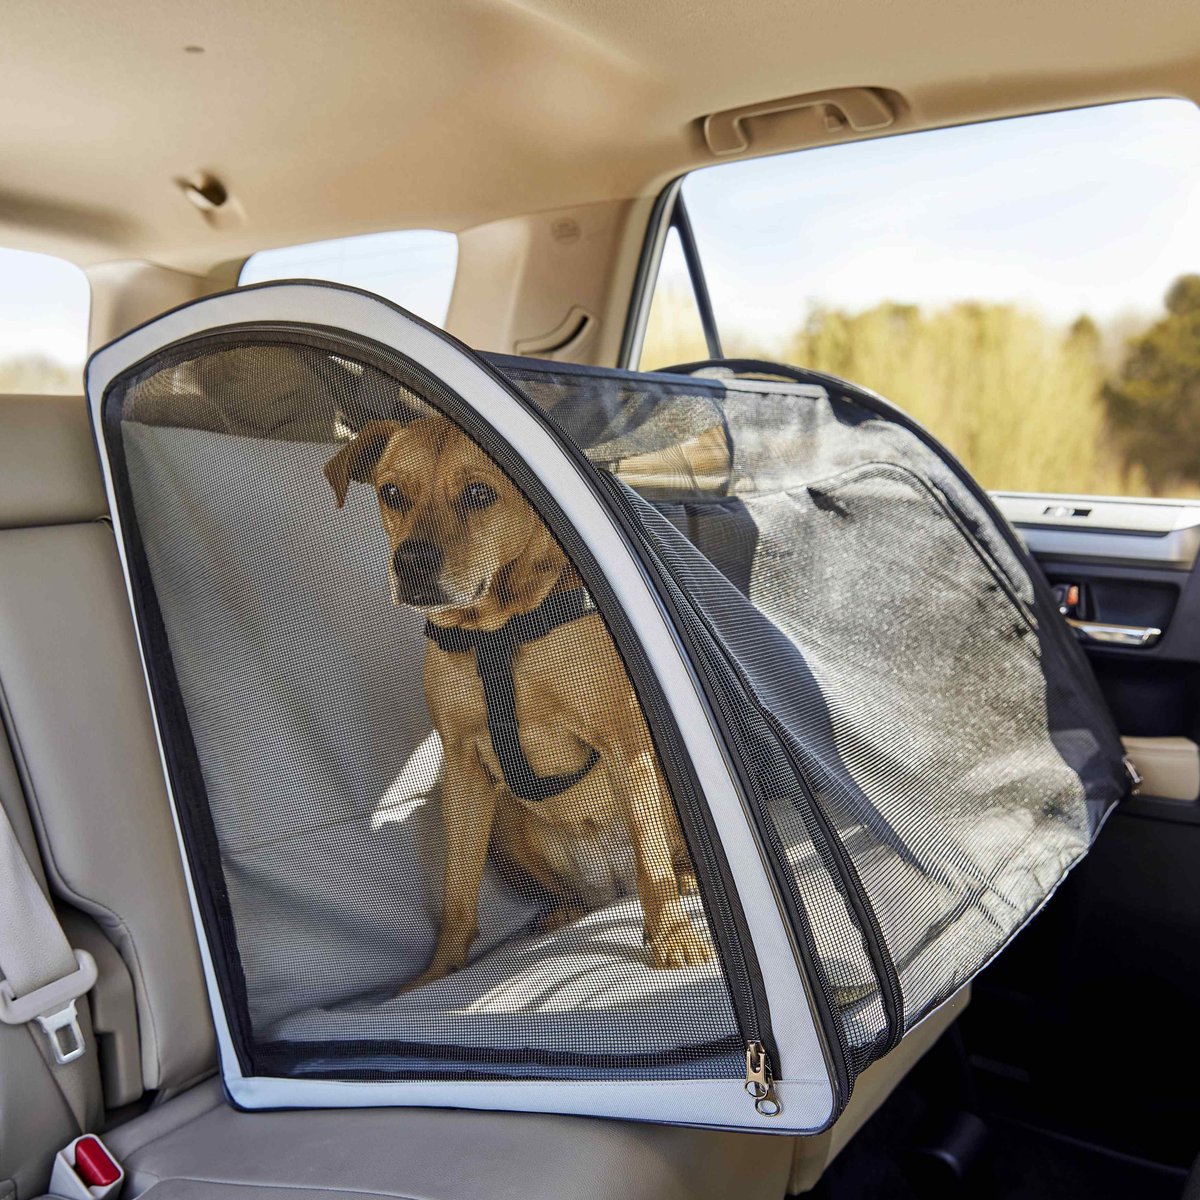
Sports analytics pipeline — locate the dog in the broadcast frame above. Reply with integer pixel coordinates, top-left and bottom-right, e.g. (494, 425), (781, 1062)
(324, 417), (713, 989)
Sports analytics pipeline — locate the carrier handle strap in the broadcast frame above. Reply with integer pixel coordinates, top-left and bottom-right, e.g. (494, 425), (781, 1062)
(0, 790), (98, 1128)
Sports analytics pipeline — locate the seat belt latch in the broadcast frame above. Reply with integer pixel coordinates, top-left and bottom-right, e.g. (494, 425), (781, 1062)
(50, 1135), (125, 1200)
(0, 948), (98, 1064)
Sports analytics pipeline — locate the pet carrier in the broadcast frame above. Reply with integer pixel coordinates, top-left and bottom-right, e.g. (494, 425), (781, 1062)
(86, 282), (1130, 1134)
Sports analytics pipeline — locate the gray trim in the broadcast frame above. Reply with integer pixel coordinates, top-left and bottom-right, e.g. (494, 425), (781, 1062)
(993, 493), (1200, 569)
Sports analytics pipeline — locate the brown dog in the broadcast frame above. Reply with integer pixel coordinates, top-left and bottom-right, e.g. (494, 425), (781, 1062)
(325, 417), (713, 988)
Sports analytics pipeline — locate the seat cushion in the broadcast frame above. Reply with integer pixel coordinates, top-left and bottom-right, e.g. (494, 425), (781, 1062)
(104, 1080), (793, 1200)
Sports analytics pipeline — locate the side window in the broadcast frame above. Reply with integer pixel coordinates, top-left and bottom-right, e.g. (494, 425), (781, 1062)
(639, 228), (711, 370)
(0, 248), (90, 393)
(240, 230), (459, 328)
(641, 99), (1200, 499)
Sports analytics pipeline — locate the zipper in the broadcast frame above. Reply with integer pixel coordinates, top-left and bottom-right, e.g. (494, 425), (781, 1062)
(597, 473), (854, 1108)
(1123, 755), (1143, 793)
(745, 1040), (781, 1116)
(813, 461), (1040, 636)
(112, 320), (778, 1107)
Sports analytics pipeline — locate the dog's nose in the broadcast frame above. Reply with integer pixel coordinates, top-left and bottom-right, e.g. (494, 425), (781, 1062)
(393, 539), (443, 577)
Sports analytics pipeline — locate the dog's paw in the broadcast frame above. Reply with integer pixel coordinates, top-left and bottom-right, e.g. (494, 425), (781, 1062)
(395, 961), (457, 995)
(537, 904), (588, 935)
(677, 868), (699, 895)
(647, 919), (714, 969)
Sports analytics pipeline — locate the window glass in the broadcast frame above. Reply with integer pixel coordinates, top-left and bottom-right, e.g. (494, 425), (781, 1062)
(639, 227), (710, 370)
(0, 247), (90, 393)
(668, 99), (1200, 497)
(240, 229), (458, 327)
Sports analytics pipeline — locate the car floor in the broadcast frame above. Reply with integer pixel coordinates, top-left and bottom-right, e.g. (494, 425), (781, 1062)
(807, 1035), (1189, 1199)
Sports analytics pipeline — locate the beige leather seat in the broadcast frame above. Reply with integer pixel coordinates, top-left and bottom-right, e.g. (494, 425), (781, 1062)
(0, 393), (964, 1200)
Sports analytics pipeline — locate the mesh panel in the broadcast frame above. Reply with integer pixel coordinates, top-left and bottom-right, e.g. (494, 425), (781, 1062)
(500, 357), (1126, 1081)
(104, 339), (742, 1081)
(749, 463), (1087, 1025)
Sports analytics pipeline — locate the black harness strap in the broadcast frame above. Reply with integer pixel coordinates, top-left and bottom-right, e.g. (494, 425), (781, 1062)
(424, 588), (601, 802)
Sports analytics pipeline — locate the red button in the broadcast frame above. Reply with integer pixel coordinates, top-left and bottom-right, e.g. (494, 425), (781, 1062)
(74, 1137), (121, 1188)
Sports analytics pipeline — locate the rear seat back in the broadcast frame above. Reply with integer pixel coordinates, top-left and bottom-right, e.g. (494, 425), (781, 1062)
(0, 411), (803, 1200)
(0, 389), (962, 1200)
(0, 394), (215, 1108)
(0, 723), (103, 1197)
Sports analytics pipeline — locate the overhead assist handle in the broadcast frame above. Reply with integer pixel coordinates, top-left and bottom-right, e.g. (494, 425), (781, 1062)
(703, 87), (895, 156)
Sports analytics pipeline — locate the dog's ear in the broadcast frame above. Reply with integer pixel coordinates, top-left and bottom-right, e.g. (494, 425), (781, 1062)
(323, 421), (404, 508)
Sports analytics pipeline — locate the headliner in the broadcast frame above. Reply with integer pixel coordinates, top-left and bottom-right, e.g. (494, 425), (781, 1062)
(2, 0), (1198, 270)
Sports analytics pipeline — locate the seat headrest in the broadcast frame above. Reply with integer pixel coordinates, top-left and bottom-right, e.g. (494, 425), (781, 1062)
(0, 394), (107, 528)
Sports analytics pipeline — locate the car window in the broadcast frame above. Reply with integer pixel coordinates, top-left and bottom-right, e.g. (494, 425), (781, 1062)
(641, 99), (1200, 498)
(240, 229), (458, 327)
(638, 227), (712, 369)
(0, 247), (90, 393)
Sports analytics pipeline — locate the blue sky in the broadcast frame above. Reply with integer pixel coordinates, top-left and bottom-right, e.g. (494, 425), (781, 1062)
(0, 249), (91, 365)
(2, 98), (1198, 369)
(0, 230), (459, 369)
(238, 229), (458, 320)
(679, 98), (1200, 343)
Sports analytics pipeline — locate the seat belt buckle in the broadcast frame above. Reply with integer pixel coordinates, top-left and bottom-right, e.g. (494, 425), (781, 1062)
(0, 948), (98, 1063)
(37, 999), (88, 1065)
(50, 1135), (125, 1200)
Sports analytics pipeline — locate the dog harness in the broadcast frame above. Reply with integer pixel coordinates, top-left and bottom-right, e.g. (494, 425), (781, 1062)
(424, 588), (601, 802)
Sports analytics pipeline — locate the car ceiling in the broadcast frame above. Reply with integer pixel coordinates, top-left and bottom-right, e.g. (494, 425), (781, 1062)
(2, 0), (1199, 272)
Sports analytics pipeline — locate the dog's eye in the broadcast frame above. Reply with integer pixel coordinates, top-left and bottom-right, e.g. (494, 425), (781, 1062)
(458, 481), (498, 511)
(378, 483), (411, 512)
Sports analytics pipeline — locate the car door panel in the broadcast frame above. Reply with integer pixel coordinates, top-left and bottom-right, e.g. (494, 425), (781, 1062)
(964, 493), (1200, 1167)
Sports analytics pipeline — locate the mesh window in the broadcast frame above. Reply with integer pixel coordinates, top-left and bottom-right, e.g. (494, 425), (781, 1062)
(101, 338), (744, 1082)
(499, 357), (1126, 1083)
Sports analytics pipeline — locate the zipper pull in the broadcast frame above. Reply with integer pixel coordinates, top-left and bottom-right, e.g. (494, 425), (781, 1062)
(745, 1041), (782, 1117)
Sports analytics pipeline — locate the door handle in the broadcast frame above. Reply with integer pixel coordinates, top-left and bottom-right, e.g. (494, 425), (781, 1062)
(1067, 619), (1162, 648)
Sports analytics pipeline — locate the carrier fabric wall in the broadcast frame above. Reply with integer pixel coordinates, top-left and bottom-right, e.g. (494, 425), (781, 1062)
(506, 353), (1129, 1079)
(86, 282), (1128, 1134)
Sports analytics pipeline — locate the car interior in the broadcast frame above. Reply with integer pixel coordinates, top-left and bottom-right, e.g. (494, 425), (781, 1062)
(2, 3), (1199, 1198)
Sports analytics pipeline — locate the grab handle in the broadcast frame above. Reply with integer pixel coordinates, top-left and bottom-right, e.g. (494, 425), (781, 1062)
(704, 88), (894, 156)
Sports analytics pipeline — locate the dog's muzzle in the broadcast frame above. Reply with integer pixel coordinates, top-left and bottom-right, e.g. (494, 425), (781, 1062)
(392, 539), (445, 607)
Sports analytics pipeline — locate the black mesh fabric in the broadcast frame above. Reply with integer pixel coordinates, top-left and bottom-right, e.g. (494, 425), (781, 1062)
(101, 339), (744, 1082)
(498, 355), (1128, 1079)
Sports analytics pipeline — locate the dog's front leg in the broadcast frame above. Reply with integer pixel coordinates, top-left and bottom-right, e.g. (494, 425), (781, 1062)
(402, 736), (497, 992)
(614, 745), (713, 969)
